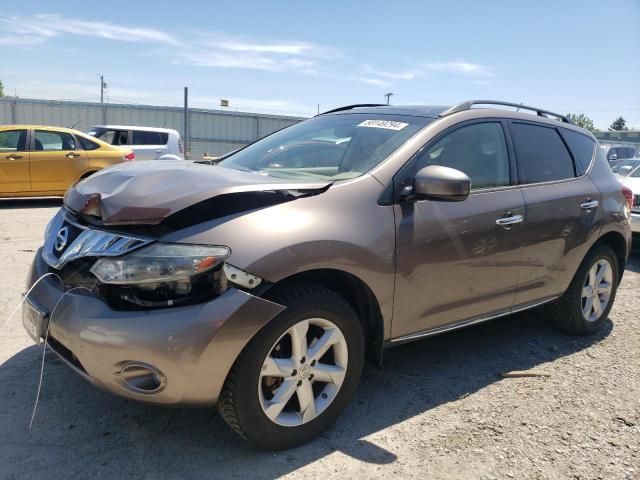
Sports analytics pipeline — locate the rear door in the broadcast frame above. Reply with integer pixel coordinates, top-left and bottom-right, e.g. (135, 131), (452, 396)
(392, 120), (526, 338)
(132, 130), (168, 160)
(509, 121), (602, 306)
(30, 129), (88, 192)
(0, 129), (30, 193)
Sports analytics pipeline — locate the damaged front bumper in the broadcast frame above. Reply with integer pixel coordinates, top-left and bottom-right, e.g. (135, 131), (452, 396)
(23, 250), (285, 406)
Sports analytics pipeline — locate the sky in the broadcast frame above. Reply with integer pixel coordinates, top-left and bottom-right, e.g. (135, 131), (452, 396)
(0, 0), (639, 129)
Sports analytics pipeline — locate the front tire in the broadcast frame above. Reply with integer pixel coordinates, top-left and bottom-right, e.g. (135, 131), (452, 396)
(218, 283), (364, 449)
(547, 244), (619, 335)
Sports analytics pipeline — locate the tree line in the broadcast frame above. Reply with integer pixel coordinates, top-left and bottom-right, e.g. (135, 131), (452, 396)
(567, 112), (631, 133)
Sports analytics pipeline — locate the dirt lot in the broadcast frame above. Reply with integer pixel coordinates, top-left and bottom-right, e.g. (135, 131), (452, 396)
(0, 198), (638, 480)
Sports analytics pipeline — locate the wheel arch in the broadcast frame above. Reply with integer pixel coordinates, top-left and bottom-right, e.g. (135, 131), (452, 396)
(592, 231), (627, 281)
(78, 169), (99, 181)
(263, 268), (385, 365)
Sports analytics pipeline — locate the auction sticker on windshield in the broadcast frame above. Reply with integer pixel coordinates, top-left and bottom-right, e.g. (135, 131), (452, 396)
(358, 120), (409, 130)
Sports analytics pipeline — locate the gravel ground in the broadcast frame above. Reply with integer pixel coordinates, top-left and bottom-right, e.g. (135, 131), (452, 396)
(0, 198), (638, 480)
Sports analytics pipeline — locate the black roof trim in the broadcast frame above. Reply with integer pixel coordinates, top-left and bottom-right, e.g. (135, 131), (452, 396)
(320, 104), (387, 115)
(440, 100), (574, 124)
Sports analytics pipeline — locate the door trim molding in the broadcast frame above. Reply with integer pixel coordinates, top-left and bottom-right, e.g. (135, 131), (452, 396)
(386, 295), (559, 347)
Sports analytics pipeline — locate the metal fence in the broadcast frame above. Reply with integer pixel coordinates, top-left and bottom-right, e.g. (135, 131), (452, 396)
(0, 97), (305, 159)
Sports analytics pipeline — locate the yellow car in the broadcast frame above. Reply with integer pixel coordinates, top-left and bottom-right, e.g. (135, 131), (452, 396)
(0, 125), (134, 197)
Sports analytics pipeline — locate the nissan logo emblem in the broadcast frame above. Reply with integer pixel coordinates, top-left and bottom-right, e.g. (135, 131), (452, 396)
(55, 227), (69, 252)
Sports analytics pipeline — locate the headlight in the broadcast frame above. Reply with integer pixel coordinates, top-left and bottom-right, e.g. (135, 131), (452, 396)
(90, 243), (230, 285)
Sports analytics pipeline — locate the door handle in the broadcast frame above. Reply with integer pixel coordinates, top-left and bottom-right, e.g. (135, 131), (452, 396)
(66, 152), (80, 158)
(6, 154), (22, 160)
(496, 215), (523, 227)
(155, 149), (163, 153)
(580, 200), (599, 210)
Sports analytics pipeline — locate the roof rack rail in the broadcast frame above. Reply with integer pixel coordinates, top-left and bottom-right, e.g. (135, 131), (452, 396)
(320, 104), (387, 115)
(439, 100), (574, 125)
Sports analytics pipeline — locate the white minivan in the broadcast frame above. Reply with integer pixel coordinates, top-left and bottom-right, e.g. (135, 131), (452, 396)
(88, 125), (184, 160)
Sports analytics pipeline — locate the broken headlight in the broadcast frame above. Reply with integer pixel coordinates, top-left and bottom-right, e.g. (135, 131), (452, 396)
(90, 243), (230, 285)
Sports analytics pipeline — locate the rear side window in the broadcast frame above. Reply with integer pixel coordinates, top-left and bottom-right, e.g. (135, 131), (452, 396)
(510, 123), (575, 184)
(77, 135), (100, 151)
(34, 130), (76, 151)
(132, 131), (168, 145)
(558, 128), (595, 176)
(0, 130), (27, 151)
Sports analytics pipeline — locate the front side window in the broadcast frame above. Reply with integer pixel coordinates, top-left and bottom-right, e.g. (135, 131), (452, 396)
(34, 130), (76, 151)
(510, 123), (575, 184)
(415, 122), (510, 190)
(0, 130), (27, 152)
(113, 130), (129, 146)
(218, 114), (430, 181)
(558, 128), (595, 176)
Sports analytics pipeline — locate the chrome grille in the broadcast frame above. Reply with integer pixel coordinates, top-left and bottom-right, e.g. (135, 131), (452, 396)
(42, 209), (153, 270)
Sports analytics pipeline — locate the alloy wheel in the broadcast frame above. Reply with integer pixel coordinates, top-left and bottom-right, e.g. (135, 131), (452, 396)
(581, 258), (613, 322)
(258, 318), (348, 427)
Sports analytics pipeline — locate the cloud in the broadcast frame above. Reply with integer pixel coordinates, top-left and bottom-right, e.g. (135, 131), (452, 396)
(361, 65), (419, 81)
(0, 13), (495, 89)
(218, 41), (314, 55)
(354, 77), (392, 87)
(0, 14), (179, 45)
(424, 61), (494, 77)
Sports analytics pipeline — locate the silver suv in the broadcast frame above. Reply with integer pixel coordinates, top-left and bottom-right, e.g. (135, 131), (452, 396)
(88, 125), (184, 160)
(24, 100), (632, 449)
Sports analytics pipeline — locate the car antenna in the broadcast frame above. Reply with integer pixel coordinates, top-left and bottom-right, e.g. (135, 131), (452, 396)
(162, 120), (167, 128)
(70, 120), (80, 129)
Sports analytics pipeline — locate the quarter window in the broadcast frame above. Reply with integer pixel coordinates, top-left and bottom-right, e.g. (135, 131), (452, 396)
(77, 135), (100, 151)
(558, 128), (595, 176)
(34, 130), (77, 151)
(0, 130), (27, 151)
(415, 122), (510, 190)
(510, 123), (575, 184)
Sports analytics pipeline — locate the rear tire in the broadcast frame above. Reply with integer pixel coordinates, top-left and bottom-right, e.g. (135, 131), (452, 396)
(218, 283), (364, 449)
(547, 244), (619, 335)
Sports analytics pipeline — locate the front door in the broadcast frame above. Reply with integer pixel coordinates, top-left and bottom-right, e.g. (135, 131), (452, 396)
(29, 129), (88, 192)
(392, 120), (525, 338)
(0, 129), (30, 193)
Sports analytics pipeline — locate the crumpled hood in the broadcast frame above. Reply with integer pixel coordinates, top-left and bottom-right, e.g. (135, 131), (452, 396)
(64, 161), (331, 225)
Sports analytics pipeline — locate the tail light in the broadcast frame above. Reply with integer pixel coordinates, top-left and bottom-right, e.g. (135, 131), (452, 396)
(123, 151), (135, 162)
(622, 185), (633, 210)
(178, 138), (184, 154)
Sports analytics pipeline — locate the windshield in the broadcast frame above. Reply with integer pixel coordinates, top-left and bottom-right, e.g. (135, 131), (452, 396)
(218, 113), (430, 181)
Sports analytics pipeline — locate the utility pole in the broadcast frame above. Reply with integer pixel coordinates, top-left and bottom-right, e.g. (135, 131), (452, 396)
(183, 87), (189, 159)
(384, 92), (394, 105)
(100, 75), (107, 124)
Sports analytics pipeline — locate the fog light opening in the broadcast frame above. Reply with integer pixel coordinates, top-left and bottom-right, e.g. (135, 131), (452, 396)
(118, 362), (166, 394)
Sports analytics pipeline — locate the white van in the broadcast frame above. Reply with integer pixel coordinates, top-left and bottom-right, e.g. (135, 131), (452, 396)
(88, 125), (184, 161)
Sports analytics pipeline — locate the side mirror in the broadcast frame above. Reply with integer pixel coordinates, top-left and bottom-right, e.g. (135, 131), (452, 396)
(409, 165), (471, 202)
(609, 154), (617, 161)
